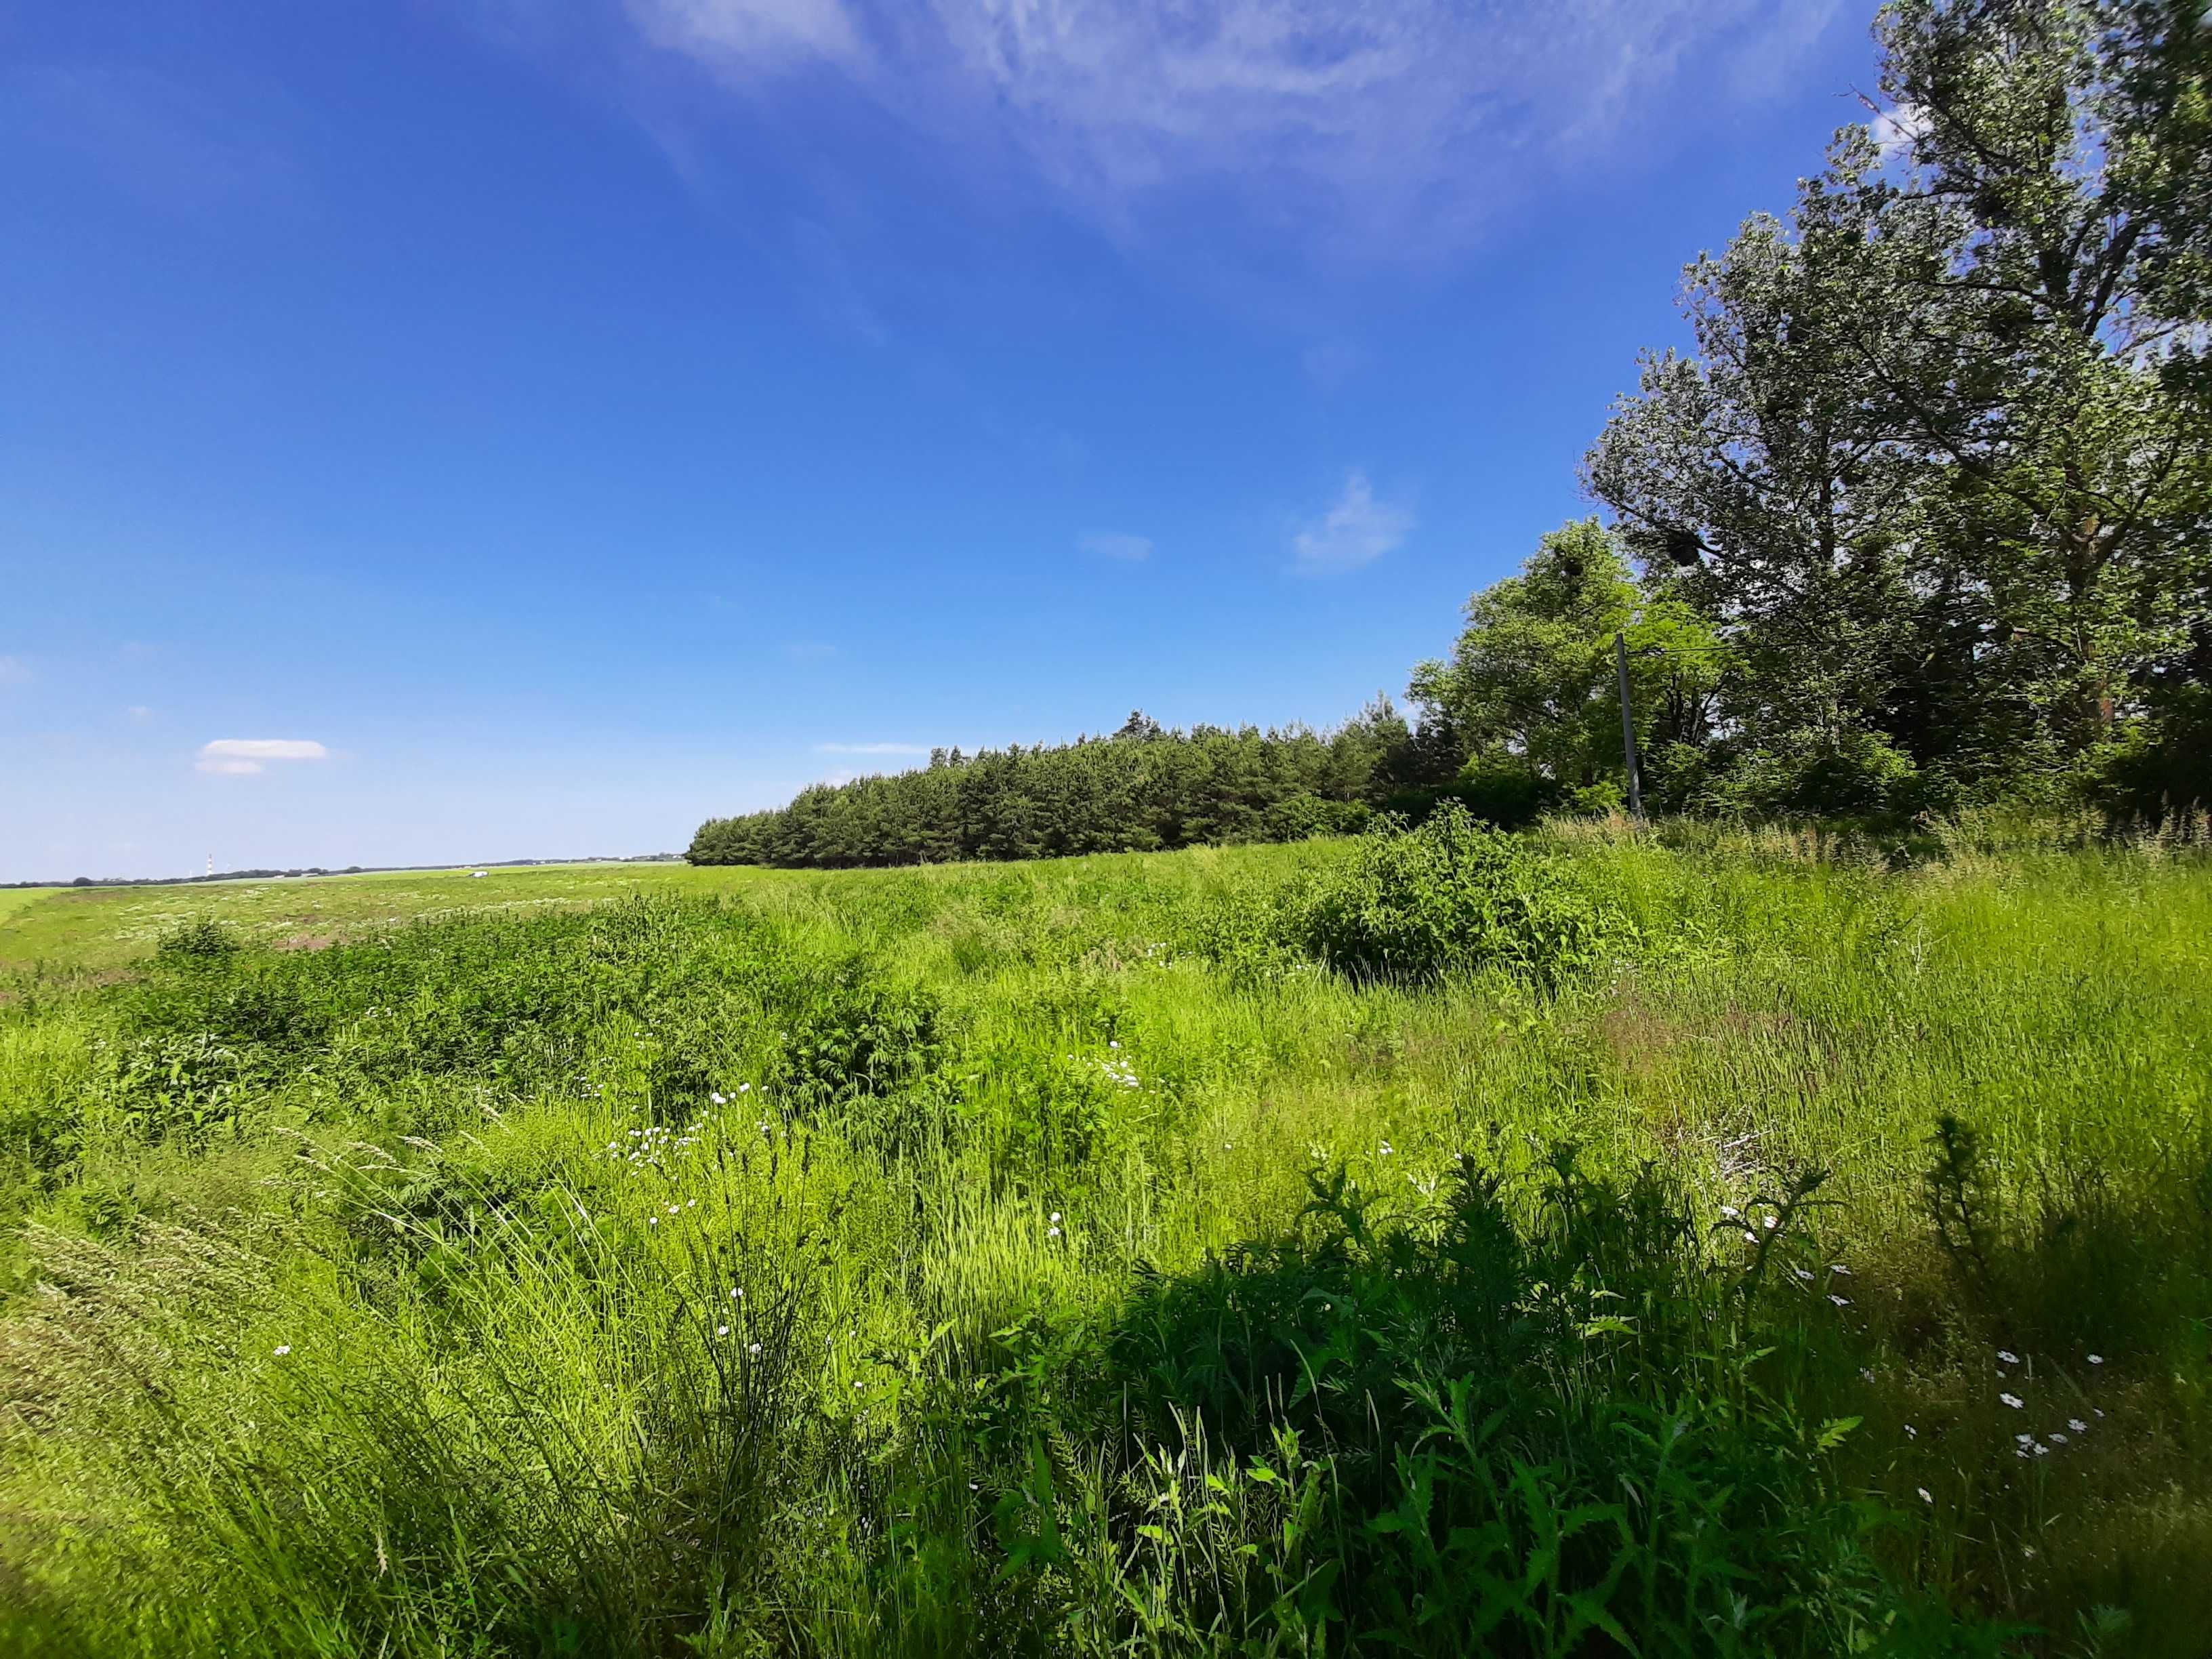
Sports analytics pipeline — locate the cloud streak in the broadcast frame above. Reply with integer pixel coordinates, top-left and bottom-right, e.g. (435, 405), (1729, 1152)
(611, 0), (1845, 258)
(197, 737), (330, 776)
(1080, 530), (1151, 561)
(1292, 471), (1410, 574)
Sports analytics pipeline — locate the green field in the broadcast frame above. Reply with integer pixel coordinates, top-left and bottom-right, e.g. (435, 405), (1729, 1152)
(1, 828), (2207, 1656)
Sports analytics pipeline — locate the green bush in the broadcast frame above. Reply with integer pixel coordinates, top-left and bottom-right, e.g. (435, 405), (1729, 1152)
(1298, 804), (1622, 987)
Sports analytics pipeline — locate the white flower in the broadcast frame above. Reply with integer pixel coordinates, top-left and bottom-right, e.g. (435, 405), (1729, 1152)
(711, 1092), (726, 1105)
(2000, 1391), (2024, 1408)
(273, 1345), (291, 1357)
(2032, 1441), (2049, 1457)
(648, 1216), (659, 1227)
(2015, 1433), (2034, 1446)
(1378, 1141), (1394, 1156)
(1794, 1268), (1816, 1282)
(2068, 1418), (2087, 1433)
(1743, 1231), (1759, 1245)
(1829, 1263), (1852, 1276)
(1904, 1424), (1917, 1438)
(1108, 1040), (1120, 1050)
(1762, 1214), (1778, 1231)
(748, 1342), (762, 1355)
(1049, 1212), (1062, 1224)
(1860, 1367), (1876, 1382)
(1719, 1205), (1740, 1220)
(2087, 1353), (2104, 1365)
(1047, 1226), (1061, 1239)
(1918, 1487), (1933, 1504)
(1829, 1294), (1851, 1307)
(716, 1324), (730, 1337)
(2049, 1431), (2068, 1444)
(1997, 1350), (2019, 1364)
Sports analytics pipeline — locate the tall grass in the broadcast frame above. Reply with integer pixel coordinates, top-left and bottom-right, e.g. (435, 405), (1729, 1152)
(0, 832), (2206, 1654)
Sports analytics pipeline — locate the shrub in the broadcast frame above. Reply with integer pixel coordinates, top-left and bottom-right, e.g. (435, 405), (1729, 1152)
(1298, 804), (1621, 987)
(152, 918), (243, 966)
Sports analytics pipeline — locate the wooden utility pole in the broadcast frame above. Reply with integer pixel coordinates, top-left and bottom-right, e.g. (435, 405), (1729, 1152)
(1614, 632), (1644, 822)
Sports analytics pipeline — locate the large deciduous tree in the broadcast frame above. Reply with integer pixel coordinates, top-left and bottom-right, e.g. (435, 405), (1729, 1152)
(1589, 0), (2212, 816)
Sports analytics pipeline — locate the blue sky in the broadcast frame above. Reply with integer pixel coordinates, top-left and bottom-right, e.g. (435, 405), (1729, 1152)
(2, 0), (1884, 881)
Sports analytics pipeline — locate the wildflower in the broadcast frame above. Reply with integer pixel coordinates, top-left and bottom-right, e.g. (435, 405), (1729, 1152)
(2023, 1547), (2037, 1559)
(716, 1325), (729, 1337)
(1904, 1424), (1917, 1439)
(2032, 1441), (2049, 1456)
(1762, 1214), (1778, 1231)
(1829, 1294), (1851, 1307)
(2049, 1431), (2069, 1444)
(648, 1216), (659, 1227)
(2087, 1353), (2104, 1365)
(1049, 1212), (1062, 1224)
(1830, 1263), (1851, 1276)
(1794, 1268), (1816, 1282)
(1719, 1204), (1740, 1220)
(1108, 1040), (1120, 1050)
(748, 1343), (762, 1355)
(2068, 1418), (2087, 1433)
(711, 1092), (726, 1105)
(1919, 1487), (1933, 1504)
(2000, 1392), (2024, 1409)
(2015, 1433), (2034, 1446)
(1998, 1350), (2019, 1365)
(273, 1345), (291, 1357)
(1860, 1367), (1875, 1382)
(731, 1288), (743, 1299)
(1047, 1227), (1061, 1239)
(1378, 1141), (1394, 1156)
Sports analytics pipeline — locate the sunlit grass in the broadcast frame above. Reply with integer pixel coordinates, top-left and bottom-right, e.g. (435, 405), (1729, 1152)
(0, 832), (2205, 1654)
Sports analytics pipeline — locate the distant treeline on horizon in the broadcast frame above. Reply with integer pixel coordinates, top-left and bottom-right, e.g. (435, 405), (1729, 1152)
(4, 854), (684, 893)
(686, 710), (1460, 870)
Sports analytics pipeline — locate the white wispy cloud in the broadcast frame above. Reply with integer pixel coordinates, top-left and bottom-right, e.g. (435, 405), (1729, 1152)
(1080, 530), (1152, 561)
(626, 0), (866, 72)
(609, 0), (1842, 257)
(127, 705), (154, 720)
(815, 741), (930, 754)
(1292, 471), (1410, 575)
(196, 737), (329, 776)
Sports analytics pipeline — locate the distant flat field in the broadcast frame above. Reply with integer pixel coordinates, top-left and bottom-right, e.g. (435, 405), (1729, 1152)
(0, 863), (756, 972)
(0, 889), (58, 929)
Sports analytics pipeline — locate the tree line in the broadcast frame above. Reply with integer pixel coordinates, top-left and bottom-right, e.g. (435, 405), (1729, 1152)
(693, 0), (2209, 869)
(687, 713), (1411, 869)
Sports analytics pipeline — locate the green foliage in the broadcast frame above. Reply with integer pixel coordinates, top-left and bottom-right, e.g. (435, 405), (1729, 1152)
(1586, 0), (2212, 817)
(689, 708), (1408, 870)
(1298, 804), (1622, 987)
(1407, 519), (1723, 804)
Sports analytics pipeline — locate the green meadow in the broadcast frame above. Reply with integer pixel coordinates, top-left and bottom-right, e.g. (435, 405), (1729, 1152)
(1, 824), (2207, 1656)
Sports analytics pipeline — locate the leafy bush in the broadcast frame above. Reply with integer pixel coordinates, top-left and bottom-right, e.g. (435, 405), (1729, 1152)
(942, 1145), (1979, 1656)
(152, 918), (243, 966)
(1298, 804), (1622, 987)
